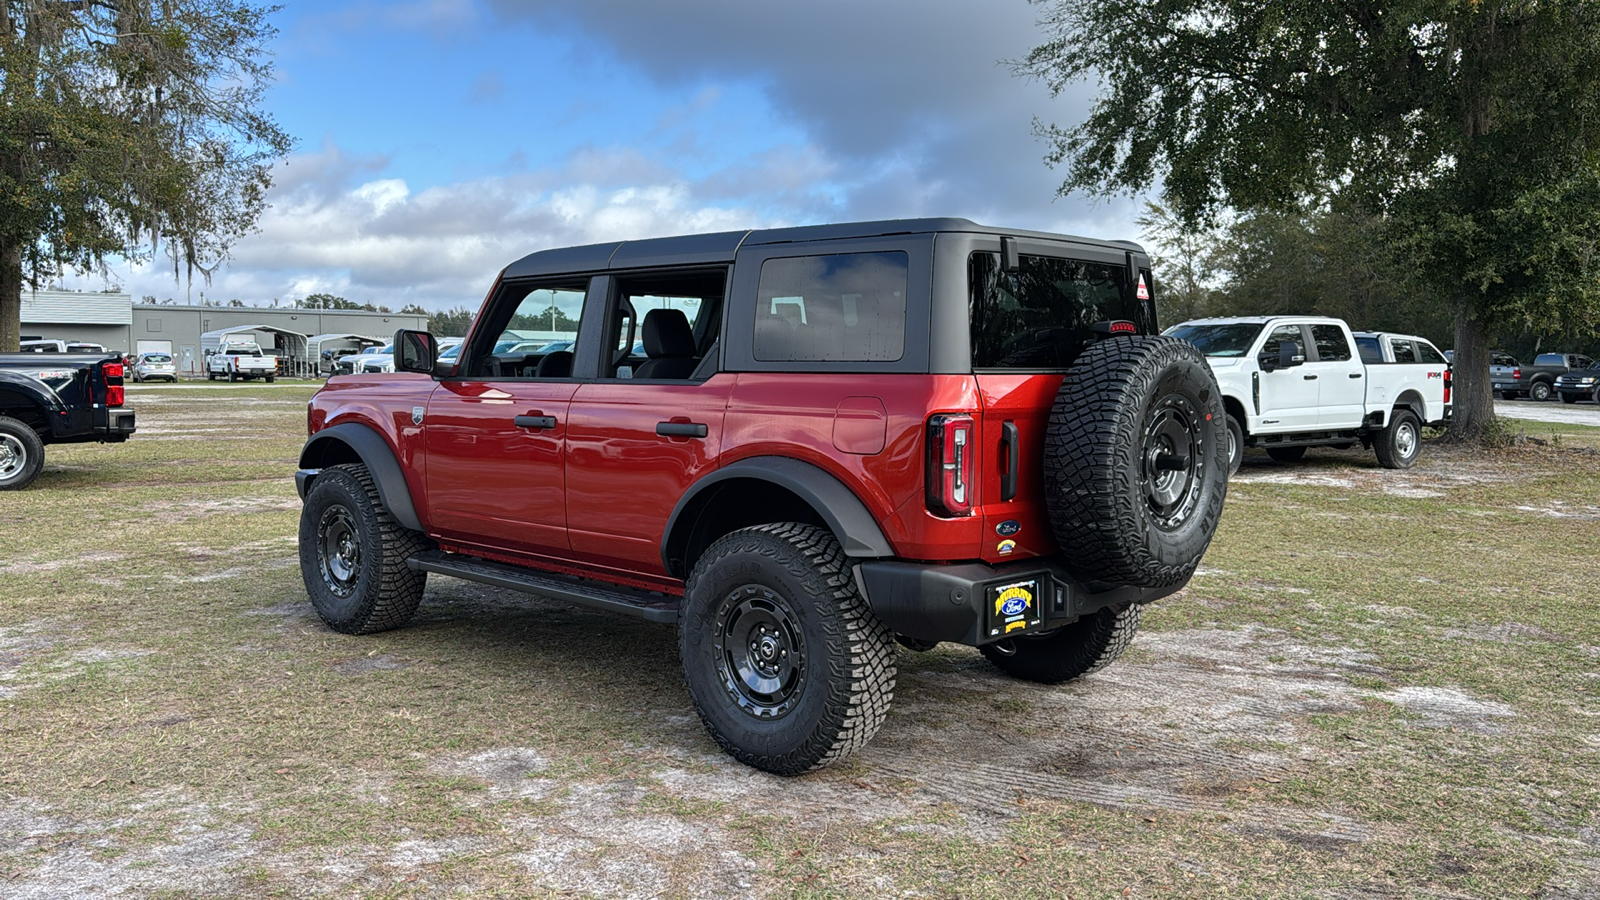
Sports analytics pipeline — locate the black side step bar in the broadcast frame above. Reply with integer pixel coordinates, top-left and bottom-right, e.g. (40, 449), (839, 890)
(406, 550), (680, 624)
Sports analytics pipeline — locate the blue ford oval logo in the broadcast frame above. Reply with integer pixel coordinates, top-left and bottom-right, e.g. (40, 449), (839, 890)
(996, 520), (1021, 537)
(1001, 596), (1028, 616)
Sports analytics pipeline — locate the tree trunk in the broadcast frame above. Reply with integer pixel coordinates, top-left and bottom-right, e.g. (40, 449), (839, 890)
(0, 241), (21, 353)
(1442, 301), (1495, 443)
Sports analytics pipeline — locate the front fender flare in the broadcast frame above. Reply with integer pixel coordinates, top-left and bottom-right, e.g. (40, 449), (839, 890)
(297, 422), (422, 532)
(662, 456), (895, 574)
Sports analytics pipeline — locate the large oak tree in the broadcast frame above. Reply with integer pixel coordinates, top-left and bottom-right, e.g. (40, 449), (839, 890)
(0, 0), (290, 351)
(1021, 0), (1600, 439)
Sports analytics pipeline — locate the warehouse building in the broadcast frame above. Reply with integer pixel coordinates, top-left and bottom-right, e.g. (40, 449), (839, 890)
(21, 290), (427, 375)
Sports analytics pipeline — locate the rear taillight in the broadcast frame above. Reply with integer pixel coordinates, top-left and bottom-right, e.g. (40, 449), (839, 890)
(1443, 368), (1452, 404)
(102, 361), (125, 407)
(926, 414), (975, 517)
(1513, 368), (1521, 380)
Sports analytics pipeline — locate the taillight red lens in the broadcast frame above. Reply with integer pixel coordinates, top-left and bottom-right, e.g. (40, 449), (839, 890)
(926, 414), (975, 517)
(102, 361), (125, 407)
(1513, 368), (1521, 380)
(1443, 368), (1452, 404)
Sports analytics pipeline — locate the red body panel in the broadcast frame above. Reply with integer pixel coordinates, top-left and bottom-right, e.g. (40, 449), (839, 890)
(564, 376), (735, 576)
(973, 373), (1063, 564)
(722, 374), (985, 563)
(313, 375), (437, 524)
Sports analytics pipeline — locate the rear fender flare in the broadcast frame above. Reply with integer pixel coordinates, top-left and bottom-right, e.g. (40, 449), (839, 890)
(662, 456), (894, 575)
(298, 422), (422, 532)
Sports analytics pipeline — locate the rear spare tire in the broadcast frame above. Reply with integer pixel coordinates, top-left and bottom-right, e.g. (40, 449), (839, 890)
(1044, 336), (1229, 589)
(0, 416), (46, 491)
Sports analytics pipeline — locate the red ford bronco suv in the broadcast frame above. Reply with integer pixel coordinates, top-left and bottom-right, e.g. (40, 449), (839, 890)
(295, 218), (1229, 774)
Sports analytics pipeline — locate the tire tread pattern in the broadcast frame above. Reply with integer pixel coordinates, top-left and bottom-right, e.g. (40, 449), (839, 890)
(1043, 336), (1228, 588)
(682, 522), (896, 775)
(301, 463), (429, 634)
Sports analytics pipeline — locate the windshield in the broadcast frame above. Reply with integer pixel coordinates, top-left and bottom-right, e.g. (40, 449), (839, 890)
(1164, 322), (1264, 357)
(438, 344), (461, 360)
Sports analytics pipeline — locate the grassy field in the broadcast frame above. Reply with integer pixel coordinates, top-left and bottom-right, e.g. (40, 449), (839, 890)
(2, 382), (1597, 899)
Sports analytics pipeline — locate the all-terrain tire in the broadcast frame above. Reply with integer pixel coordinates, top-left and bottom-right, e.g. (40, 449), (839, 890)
(1044, 336), (1229, 589)
(1225, 415), (1244, 477)
(1374, 409), (1422, 469)
(1267, 446), (1307, 463)
(1530, 381), (1553, 402)
(679, 523), (896, 775)
(980, 603), (1141, 684)
(0, 416), (46, 491)
(298, 463), (429, 634)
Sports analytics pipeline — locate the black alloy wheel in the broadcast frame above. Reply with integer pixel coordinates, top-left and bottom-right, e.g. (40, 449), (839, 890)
(1140, 394), (1207, 532)
(317, 504), (362, 598)
(713, 586), (808, 719)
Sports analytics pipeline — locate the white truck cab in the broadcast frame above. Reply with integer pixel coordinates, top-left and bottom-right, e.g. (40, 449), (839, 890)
(207, 341), (279, 382)
(1165, 316), (1451, 474)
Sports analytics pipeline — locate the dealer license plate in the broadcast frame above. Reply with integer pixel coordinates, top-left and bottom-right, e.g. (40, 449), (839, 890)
(986, 579), (1044, 638)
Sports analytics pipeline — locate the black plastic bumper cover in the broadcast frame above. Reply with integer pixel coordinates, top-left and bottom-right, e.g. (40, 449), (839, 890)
(856, 557), (1185, 647)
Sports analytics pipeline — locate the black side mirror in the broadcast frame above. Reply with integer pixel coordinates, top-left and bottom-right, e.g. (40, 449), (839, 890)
(1279, 340), (1306, 369)
(395, 329), (436, 375)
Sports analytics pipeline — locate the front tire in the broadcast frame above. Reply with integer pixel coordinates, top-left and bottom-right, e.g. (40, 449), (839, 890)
(298, 463), (429, 634)
(1375, 409), (1422, 469)
(1225, 415), (1243, 477)
(680, 523), (896, 775)
(980, 604), (1141, 684)
(1267, 445), (1306, 463)
(0, 417), (46, 491)
(1561, 394), (1577, 405)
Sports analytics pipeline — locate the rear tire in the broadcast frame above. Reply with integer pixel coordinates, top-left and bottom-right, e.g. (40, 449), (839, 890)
(1043, 336), (1229, 589)
(1530, 381), (1553, 402)
(679, 523), (896, 775)
(0, 417), (46, 491)
(980, 604), (1141, 684)
(298, 463), (429, 634)
(1266, 446), (1306, 463)
(1375, 409), (1422, 469)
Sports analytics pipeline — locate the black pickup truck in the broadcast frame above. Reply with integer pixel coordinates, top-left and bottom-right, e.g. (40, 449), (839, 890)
(0, 352), (136, 489)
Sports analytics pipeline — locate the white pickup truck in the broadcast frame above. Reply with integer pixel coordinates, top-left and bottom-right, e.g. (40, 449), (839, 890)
(207, 341), (279, 382)
(1165, 316), (1452, 474)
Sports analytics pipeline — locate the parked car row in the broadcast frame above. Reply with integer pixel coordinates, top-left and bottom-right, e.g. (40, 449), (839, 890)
(1491, 352), (1595, 401)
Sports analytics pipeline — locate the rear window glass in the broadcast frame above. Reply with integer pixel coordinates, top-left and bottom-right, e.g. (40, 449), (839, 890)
(143, 354), (172, 363)
(1416, 342), (1446, 365)
(970, 252), (1149, 369)
(1311, 324), (1352, 361)
(1354, 336), (1383, 363)
(754, 252), (907, 362)
(1390, 339), (1417, 363)
(1534, 353), (1566, 366)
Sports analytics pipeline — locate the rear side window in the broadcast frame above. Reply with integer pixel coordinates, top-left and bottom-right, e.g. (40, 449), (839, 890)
(1416, 342), (1447, 365)
(1390, 339), (1417, 363)
(1311, 324), (1352, 362)
(969, 252), (1148, 369)
(1354, 336), (1383, 363)
(754, 252), (907, 362)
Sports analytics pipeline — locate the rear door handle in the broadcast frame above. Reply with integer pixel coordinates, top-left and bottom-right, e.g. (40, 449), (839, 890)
(1349, 373), (1363, 379)
(656, 421), (708, 438)
(1303, 374), (1318, 380)
(1000, 421), (1019, 502)
(514, 415), (557, 430)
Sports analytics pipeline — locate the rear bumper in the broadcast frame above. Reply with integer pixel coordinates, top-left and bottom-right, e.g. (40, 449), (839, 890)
(855, 556), (1185, 648)
(47, 407), (136, 445)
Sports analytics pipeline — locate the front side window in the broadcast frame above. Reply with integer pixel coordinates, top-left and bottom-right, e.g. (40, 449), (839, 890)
(1311, 324), (1352, 362)
(1165, 322), (1264, 358)
(469, 280), (588, 378)
(1390, 339), (1417, 363)
(754, 252), (906, 362)
(970, 252), (1147, 369)
(1261, 325), (1306, 360)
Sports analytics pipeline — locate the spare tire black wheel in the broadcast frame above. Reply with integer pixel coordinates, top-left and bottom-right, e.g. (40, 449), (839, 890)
(1044, 336), (1230, 589)
(0, 416), (46, 491)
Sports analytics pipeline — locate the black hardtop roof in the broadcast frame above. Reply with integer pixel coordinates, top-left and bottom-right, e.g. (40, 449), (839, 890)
(502, 217), (1145, 279)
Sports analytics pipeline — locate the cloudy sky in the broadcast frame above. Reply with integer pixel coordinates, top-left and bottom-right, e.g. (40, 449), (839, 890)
(72, 0), (1145, 311)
